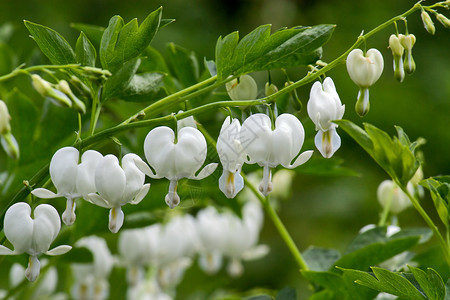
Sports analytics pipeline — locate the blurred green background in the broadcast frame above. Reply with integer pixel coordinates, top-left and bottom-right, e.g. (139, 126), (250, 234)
(0, 0), (449, 299)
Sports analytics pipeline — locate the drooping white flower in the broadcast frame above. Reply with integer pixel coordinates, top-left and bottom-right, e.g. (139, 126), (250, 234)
(377, 180), (414, 214)
(0, 100), (19, 160)
(86, 153), (150, 233)
(226, 74), (258, 101)
(399, 34), (416, 75)
(32, 147), (103, 226)
(195, 203), (267, 277)
(71, 236), (114, 300)
(217, 116), (246, 198)
(135, 126), (217, 208)
(0, 202), (71, 282)
(307, 77), (345, 158)
(346, 48), (384, 116)
(240, 113), (313, 196)
(389, 34), (405, 82)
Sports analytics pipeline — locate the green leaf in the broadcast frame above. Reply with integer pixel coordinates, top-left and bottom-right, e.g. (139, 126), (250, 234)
(302, 271), (346, 297)
(275, 287), (297, 300)
(119, 72), (166, 102)
(341, 267), (427, 300)
(75, 32), (97, 67)
(295, 156), (359, 177)
(24, 20), (76, 65)
(303, 247), (341, 272)
(408, 266), (446, 300)
(167, 43), (200, 88)
(333, 226), (428, 271)
(421, 177), (450, 227)
(335, 120), (422, 187)
(102, 57), (141, 101)
(215, 24), (334, 80)
(100, 8), (162, 72)
(215, 31), (239, 80)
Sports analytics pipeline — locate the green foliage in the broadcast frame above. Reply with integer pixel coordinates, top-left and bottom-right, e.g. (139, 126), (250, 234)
(167, 43), (200, 88)
(335, 120), (424, 187)
(75, 32), (97, 67)
(24, 21), (76, 65)
(421, 176), (450, 227)
(340, 266), (447, 300)
(215, 24), (334, 80)
(302, 226), (433, 299)
(99, 8), (162, 72)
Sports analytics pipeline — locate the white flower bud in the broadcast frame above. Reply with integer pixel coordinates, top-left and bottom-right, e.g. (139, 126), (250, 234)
(389, 35), (405, 82)
(226, 74), (258, 100)
(0, 100), (11, 134)
(264, 82), (278, 97)
(421, 10), (436, 35)
(377, 180), (414, 214)
(436, 13), (450, 28)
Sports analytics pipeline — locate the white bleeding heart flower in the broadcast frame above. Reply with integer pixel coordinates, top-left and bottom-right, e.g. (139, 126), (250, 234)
(135, 126), (218, 208)
(307, 77), (345, 158)
(217, 116), (246, 198)
(240, 113), (313, 196)
(0, 202), (71, 282)
(377, 180), (414, 214)
(32, 147), (103, 226)
(86, 153), (150, 233)
(346, 48), (384, 117)
(71, 236), (114, 300)
(225, 74), (258, 101)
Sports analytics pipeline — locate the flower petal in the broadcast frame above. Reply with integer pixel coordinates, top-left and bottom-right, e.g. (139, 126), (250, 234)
(144, 126), (176, 178)
(4, 202), (33, 254)
(0, 245), (15, 255)
(130, 183), (151, 205)
(45, 245), (72, 256)
(33, 204), (61, 254)
(76, 150), (103, 197)
(31, 188), (59, 199)
(191, 163), (218, 180)
(95, 155), (126, 206)
(314, 129), (341, 158)
(240, 114), (272, 165)
(85, 193), (111, 208)
(287, 150), (314, 169)
(49, 147), (79, 196)
(175, 127), (208, 178)
(122, 154), (146, 205)
(109, 207), (124, 233)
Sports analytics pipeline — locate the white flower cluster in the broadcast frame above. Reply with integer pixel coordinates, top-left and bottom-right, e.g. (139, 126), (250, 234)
(117, 200), (266, 299)
(1, 73), (351, 284)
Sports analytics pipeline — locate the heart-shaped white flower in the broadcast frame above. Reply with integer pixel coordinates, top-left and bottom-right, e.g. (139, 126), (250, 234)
(136, 126), (217, 208)
(0, 202), (71, 281)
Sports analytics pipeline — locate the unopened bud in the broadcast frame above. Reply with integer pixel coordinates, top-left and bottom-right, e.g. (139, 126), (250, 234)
(0, 100), (11, 134)
(421, 10), (436, 35)
(389, 35), (405, 82)
(226, 74), (258, 101)
(31, 74), (52, 97)
(389, 35), (404, 57)
(1, 132), (19, 159)
(56, 80), (86, 114)
(436, 13), (450, 28)
(70, 76), (92, 97)
(399, 34), (416, 51)
(31, 75), (72, 108)
(400, 34), (416, 75)
(264, 82), (278, 97)
(377, 180), (413, 214)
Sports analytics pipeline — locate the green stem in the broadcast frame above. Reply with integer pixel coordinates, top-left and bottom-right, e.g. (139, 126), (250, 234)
(378, 194), (392, 227)
(0, 64), (82, 82)
(121, 75), (219, 124)
(400, 184), (450, 265)
(243, 175), (309, 271)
